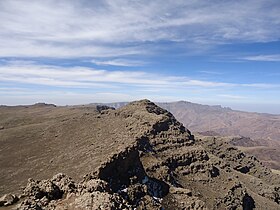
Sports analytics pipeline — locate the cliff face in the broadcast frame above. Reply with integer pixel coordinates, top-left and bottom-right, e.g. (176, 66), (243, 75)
(0, 100), (280, 209)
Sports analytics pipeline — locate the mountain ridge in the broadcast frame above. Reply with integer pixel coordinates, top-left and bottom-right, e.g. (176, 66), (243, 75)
(87, 100), (280, 170)
(0, 100), (280, 209)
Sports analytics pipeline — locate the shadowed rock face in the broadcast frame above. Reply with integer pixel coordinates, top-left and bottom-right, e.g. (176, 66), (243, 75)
(157, 101), (280, 171)
(0, 100), (280, 209)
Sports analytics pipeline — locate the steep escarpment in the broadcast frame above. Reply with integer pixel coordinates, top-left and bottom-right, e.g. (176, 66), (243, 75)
(1, 100), (280, 209)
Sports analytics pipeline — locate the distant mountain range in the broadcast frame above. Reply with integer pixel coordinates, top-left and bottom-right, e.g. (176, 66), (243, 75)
(158, 101), (280, 141)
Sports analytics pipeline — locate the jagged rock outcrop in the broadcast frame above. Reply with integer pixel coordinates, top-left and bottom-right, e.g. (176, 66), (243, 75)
(1, 100), (280, 209)
(95, 105), (115, 113)
(215, 182), (255, 210)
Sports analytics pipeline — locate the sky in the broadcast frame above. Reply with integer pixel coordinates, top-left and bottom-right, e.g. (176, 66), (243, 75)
(0, 0), (280, 114)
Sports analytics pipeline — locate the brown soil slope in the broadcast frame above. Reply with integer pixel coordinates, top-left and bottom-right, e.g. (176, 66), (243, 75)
(0, 100), (280, 209)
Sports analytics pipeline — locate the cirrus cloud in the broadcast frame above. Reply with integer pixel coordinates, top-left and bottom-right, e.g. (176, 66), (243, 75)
(0, 0), (279, 58)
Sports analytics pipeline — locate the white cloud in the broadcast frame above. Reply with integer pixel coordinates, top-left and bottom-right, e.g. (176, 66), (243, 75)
(91, 59), (146, 67)
(0, 0), (279, 58)
(0, 62), (170, 88)
(199, 71), (224, 75)
(243, 54), (280, 62)
(242, 83), (280, 88)
(186, 80), (234, 88)
(0, 61), (278, 90)
(218, 94), (246, 100)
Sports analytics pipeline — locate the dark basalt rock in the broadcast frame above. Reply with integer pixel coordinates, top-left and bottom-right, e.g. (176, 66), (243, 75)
(95, 105), (115, 113)
(242, 193), (256, 210)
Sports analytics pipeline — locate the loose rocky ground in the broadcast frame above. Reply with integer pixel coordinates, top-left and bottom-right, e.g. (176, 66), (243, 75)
(0, 100), (279, 209)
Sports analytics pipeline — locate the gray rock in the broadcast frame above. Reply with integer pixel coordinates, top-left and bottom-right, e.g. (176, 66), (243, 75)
(0, 193), (19, 206)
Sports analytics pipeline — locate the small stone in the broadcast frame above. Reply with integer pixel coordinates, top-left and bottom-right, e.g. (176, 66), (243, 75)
(170, 187), (192, 196)
(0, 194), (19, 206)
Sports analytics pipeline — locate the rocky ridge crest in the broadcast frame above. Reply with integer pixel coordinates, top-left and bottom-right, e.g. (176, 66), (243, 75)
(1, 100), (280, 209)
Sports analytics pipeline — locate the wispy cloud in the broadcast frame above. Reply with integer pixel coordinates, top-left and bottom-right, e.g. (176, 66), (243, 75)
(184, 80), (233, 88)
(0, 62), (167, 87)
(0, 0), (279, 58)
(243, 54), (280, 62)
(0, 61), (278, 90)
(218, 94), (246, 100)
(242, 83), (280, 88)
(91, 59), (146, 67)
(199, 71), (224, 75)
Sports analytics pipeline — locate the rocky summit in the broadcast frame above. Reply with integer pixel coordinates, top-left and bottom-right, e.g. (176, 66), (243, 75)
(0, 100), (280, 209)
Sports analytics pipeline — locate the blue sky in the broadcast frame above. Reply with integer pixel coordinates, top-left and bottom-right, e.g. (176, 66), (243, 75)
(0, 0), (280, 113)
